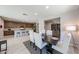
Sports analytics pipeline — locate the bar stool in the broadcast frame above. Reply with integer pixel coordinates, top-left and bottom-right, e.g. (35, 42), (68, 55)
(22, 31), (26, 36)
(17, 32), (21, 37)
(26, 31), (29, 35)
(0, 40), (7, 54)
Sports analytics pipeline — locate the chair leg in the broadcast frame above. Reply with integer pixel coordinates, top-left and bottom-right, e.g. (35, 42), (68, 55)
(40, 49), (42, 54)
(35, 46), (37, 50)
(30, 41), (31, 46)
(33, 43), (35, 48)
(5, 51), (7, 54)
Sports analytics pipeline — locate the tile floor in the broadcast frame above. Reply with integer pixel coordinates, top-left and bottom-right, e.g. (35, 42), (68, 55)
(2, 35), (30, 54)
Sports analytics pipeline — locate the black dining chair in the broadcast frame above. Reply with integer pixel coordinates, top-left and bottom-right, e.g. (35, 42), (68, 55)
(0, 40), (7, 54)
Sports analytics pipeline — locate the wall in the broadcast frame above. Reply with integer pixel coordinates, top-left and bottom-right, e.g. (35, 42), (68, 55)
(61, 9), (79, 31)
(0, 17), (4, 39)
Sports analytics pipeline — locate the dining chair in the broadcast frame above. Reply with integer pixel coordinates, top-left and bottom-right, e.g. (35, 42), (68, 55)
(14, 31), (21, 37)
(0, 40), (7, 54)
(22, 31), (26, 36)
(34, 32), (47, 54)
(46, 30), (53, 43)
(29, 30), (35, 47)
(52, 32), (71, 54)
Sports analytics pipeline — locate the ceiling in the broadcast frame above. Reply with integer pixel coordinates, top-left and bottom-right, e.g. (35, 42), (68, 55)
(0, 5), (79, 23)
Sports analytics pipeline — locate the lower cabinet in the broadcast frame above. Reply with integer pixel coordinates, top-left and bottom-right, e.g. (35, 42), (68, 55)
(4, 31), (14, 36)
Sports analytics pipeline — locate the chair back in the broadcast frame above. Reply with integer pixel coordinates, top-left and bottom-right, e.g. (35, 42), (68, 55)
(39, 30), (45, 35)
(46, 30), (52, 36)
(46, 30), (52, 42)
(60, 32), (71, 53)
(34, 33), (43, 49)
(29, 30), (34, 43)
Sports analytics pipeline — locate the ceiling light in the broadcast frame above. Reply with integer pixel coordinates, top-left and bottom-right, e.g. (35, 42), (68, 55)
(34, 13), (38, 15)
(46, 6), (49, 9)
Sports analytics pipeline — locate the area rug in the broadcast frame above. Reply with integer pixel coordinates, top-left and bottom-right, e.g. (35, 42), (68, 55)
(23, 40), (47, 54)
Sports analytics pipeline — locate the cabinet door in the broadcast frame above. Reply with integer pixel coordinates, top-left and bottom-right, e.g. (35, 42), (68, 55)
(51, 24), (60, 38)
(51, 24), (56, 31)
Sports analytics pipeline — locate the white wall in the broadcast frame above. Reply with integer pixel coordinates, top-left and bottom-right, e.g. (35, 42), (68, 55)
(61, 9), (79, 31)
(0, 17), (4, 39)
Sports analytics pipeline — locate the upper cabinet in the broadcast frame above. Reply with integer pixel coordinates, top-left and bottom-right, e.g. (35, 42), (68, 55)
(51, 24), (60, 38)
(4, 20), (34, 28)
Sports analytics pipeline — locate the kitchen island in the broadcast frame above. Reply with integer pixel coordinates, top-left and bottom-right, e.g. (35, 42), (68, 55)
(14, 29), (29, 37)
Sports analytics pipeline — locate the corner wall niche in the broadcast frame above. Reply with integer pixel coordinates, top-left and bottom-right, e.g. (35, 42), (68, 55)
(45, 17), (60, 38)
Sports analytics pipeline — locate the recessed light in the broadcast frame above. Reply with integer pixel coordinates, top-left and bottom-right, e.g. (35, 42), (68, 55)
(22, 13), (28, 16)
(46, 6), (49, 9)
(34, 13), (38, 15)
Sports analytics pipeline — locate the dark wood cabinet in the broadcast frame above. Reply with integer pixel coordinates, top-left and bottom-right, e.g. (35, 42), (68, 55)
(4, 30), (14, 36)
(4, 20), (34, 28)
(51, 24), (60, 38)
